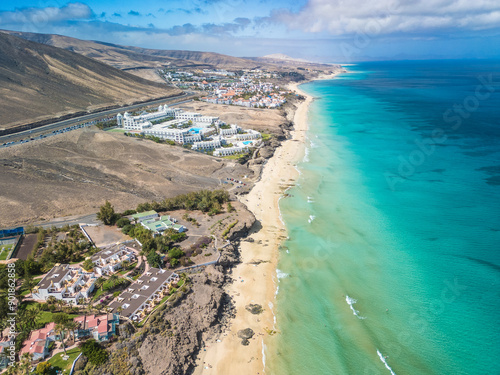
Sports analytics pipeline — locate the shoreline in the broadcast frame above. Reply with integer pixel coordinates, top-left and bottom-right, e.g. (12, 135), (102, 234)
(194, 72), (338, 374)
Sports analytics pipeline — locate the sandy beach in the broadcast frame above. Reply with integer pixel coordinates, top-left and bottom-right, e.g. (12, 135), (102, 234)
(194, 74), (337, 375)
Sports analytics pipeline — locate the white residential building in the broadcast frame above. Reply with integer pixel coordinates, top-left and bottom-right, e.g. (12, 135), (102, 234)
(191, 137), (222, 151)
(32, 264), (96, 304)
(121, 105), (179, 130)
(108, 268), (179, 321)
(91, 244), (137, 276)
(219, 124), (241, 136)
(214, 146), (249, 157)
(233, 130), (262, 141)
(174, 111), (218, 124)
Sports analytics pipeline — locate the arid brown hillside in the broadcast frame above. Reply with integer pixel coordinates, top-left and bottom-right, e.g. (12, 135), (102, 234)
(0, 127), (253, 227)
(0, 32), (181, 130)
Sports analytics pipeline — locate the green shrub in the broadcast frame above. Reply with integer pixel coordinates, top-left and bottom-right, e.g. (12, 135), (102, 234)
(80, 339), (108, 365)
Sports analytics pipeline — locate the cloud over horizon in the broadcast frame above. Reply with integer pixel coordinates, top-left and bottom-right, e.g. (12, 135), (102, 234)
(0, 0), (499, 61)
(269, 0), (500, 35)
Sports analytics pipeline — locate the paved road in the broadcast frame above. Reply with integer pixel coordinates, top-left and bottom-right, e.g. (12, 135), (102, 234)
(0, 92), (195, 144)
(31, 213), (100, 229)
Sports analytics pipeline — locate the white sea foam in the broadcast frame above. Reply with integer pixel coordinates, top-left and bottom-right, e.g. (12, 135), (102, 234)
(293, 164), (302, 175)
(345, 295), (366, 319)
(276, 269), (289, 280)
(377, 350), (397, 375)
(308, 215), (316, 223)
(277, 195), (286, 226)
(303, 147), (310, 162)
(262, 339), (267, 372)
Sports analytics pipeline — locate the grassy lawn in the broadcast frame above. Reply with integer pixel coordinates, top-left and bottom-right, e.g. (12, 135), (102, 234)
(222, 153), (246, 160)
(92, 277), (130, 301)
(116, 264), (137, 275)
(37, 311), (80, 325)
(48, 347), (81, 372)
(105, 128), (126, 133)
(0, 244), (13, 260)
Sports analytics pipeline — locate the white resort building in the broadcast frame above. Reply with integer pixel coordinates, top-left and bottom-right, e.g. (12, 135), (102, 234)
(213, 146), (249, 157)
(118, 105), (219, 144)
(191, 137), (222, 151)
(90, 244), (137, 276)
(32, 264), (97, 304)
(108, 268), (179, 321)
(116, 105), (261, 157)
(219, 124), (241, 136)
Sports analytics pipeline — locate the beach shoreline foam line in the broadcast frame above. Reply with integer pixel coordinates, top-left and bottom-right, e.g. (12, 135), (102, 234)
(193, 72), (338, 375)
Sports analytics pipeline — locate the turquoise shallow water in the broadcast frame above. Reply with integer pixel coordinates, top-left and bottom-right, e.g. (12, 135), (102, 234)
(268, 61), (500, 375)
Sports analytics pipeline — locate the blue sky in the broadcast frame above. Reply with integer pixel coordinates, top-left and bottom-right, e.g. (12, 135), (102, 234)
(1, 0), (500, 62)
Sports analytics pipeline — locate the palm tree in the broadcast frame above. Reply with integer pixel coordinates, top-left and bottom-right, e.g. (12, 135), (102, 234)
(23, 275), (37, 295)
(23, 305), (41, 332)
(64, 320), (78, 346)
(54, 313), (71, 356)
(121, 260), (130, 270)
(96, 277), (105, 291)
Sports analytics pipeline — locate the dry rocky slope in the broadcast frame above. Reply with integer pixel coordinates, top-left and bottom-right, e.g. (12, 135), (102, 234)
(0, 92), (296, 228)
(3, 30), (340, 81)
(3, 30), (275, 72)
(0, 32), (181, 131)
(0, 128), (254, 227)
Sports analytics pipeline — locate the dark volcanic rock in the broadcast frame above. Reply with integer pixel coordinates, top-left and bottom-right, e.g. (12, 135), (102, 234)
(237, 328), (255, 346)
(245, 304), (264, 315)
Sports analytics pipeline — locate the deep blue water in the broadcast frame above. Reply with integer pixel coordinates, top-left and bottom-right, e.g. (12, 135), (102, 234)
(270, 60), (500, 375)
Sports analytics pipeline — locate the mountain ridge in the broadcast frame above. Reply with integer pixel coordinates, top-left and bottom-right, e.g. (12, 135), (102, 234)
(0, 32), (181, 130)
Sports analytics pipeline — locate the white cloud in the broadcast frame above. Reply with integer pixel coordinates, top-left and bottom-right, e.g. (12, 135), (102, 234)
(271, 0), (500, 35)
(0, 2), (94, 28)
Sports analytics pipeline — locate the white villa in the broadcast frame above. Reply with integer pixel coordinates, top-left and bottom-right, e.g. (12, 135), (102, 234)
(32, 264), (96, 304)
(90, 244), (137, 276)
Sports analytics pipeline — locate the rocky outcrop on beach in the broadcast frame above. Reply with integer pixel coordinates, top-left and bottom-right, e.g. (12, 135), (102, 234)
(237, 328), (255, 346)
(76, 269), (227, 375)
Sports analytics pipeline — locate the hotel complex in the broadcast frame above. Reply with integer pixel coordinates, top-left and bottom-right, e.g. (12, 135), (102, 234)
(116, 105), (261, 156)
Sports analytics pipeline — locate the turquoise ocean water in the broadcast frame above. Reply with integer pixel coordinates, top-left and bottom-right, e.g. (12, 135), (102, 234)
(268, 61), (500, 375)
